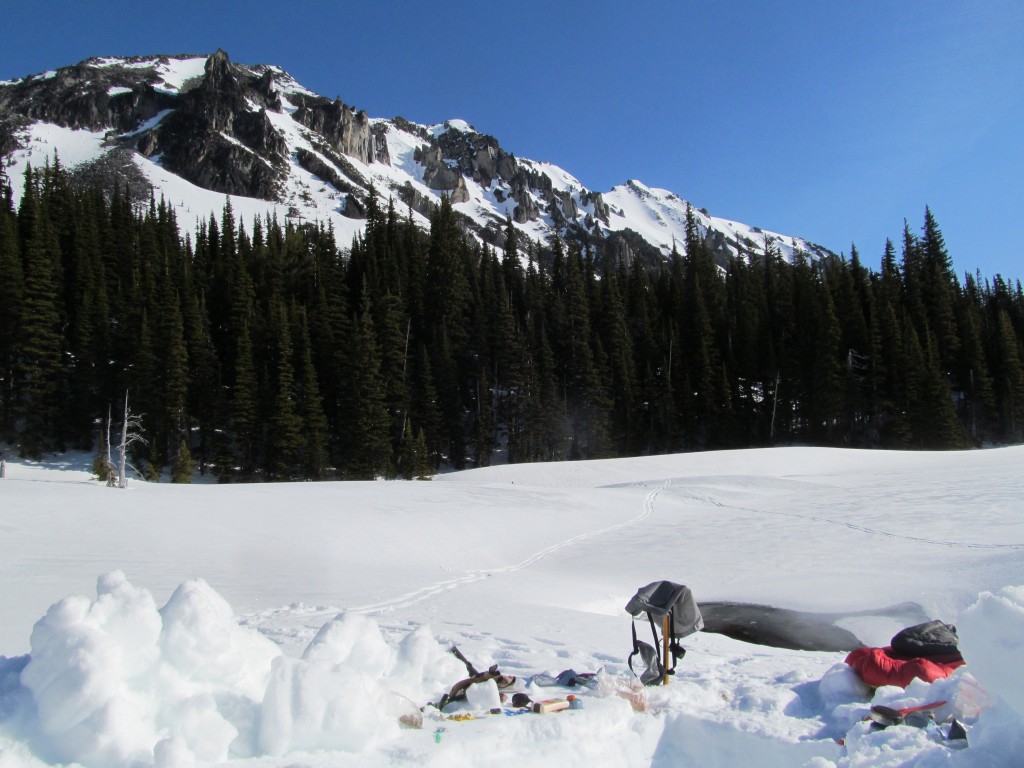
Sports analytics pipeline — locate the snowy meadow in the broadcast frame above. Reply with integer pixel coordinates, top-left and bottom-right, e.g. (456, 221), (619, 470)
(1, 446), (1023, 767)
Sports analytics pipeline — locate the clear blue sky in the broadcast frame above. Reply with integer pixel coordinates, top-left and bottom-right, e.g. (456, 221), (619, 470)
(3, 0), (1022, 281)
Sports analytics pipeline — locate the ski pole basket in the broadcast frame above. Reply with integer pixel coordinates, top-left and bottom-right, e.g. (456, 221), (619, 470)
(625, 580), (703, 686)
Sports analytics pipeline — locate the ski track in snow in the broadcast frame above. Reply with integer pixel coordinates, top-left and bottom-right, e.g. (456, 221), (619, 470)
(350, 481), (667, 615)
(245, 472), (1017, 650)
(247, 481), (667, 636)
(684, 491), (1022, 551)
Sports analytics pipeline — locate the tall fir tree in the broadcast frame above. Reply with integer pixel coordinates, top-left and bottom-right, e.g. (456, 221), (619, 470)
(344, 294), (392, 479)
(266, 300), (302, 480)
(14, 177), (64, 456)
(0, 186), (24, 436)
(293, 306), (330, 479)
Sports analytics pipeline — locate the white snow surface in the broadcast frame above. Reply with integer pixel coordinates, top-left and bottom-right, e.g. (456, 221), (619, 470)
(0, 446), (1022, 767)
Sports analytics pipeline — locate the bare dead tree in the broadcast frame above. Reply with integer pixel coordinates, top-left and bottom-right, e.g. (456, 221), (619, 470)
(104, 404), (116, 486)
(116, 391), (147, 489)
(105, 404), (113, 468)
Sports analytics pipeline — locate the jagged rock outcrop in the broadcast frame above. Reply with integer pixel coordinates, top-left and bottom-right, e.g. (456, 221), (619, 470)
(396, 182), (435, 220)
(295, 148), (349, 192)
(139, 50), (288, 199)
(582, 190), (610, 224)
(0, 59), (176, 134)
(416, 143), (458, 191)
(425, 128), (616, 231)
(510, 177), (540, 223)
(341, 193), (367, 219)
(292, 95), (389, 166)
(435, 127), (517, 187)
(295, 147), (370, 218)
(410, 143), (468, 202)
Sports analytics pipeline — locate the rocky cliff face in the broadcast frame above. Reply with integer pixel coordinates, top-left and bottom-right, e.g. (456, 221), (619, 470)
(415, 121), (611, 238)
(0, 58), (175, 134)
(291, 95), (390, 167)
(0, 51), (293, 200)
(136, 50), (289, 199)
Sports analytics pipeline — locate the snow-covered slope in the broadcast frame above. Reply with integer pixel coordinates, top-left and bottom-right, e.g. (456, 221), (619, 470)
(0, 52), (833, 264)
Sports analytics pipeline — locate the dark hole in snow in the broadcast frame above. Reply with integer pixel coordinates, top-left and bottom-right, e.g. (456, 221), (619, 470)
(698, 601), (929, 653)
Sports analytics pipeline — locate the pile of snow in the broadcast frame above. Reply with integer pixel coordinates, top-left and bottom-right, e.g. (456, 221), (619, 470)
(19, 572), (277, 765)
(3, 572), (464, 767)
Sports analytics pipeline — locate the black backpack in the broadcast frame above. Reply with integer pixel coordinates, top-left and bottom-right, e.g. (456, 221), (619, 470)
(890, 620), (963, 664)
(625, 580), (703, 685)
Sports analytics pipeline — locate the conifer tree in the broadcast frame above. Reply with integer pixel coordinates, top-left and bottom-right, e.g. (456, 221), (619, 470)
(425, 195), (472, 350)
(920, 208), (960, 372)
(171, 439), (196, 483)
(0, 191), (24, 436)
(293, 306), (330, 479)
(344, 295), (392, 478)
(400, 426), (432, 480)
(375, 291), (412, 464)
(129, 307), (159, 457)
(14, 180), (64, 456)
(408, 343), (444, 468)
(680, 213), (727, 449)
(160, 285), (190, 465)
(524, 303), (568, 462)
(990, 309), (1024, 441)
(810, 283), (845, 443)
(228, 321), (259, 479)
(267, 300), (302, 480)
(722, 254), (763, 444)
(597, 252), (641, 453)
(309, 253), (353, 466)
(955, 276), (997, 443)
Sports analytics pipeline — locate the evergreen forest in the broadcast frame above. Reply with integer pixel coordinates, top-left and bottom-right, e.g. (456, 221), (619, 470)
(2, 160), (1023, 482)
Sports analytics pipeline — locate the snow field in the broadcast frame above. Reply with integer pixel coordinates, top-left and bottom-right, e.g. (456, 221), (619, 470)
(1, 446), (1023, 766)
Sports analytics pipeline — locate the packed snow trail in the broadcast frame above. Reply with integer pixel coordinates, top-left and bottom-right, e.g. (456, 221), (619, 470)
(248, 482), (667, 631)
(695, 497), (1024, 551)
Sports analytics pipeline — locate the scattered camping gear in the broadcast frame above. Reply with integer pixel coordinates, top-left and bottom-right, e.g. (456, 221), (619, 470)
(866, 700), (969, 745)
(868, 700), (948, 728)
(529, 669), (599, 688)
(845, 620), (965, 689)
(890, 620), (963, 664)
(625, 580), (703, 686)
(616, 686), (648, 713)
(532, 698), (571, 714)
(846, 647), (964, 688)
(451, 644), (482, 676)
(433, 646), (517, 711)
(947, 719), (969, 744)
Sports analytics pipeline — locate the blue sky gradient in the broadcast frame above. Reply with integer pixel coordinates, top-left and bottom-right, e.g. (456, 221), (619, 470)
(3, 0), (1021, 280)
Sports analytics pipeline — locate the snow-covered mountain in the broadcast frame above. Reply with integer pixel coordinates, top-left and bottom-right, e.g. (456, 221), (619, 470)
(0, 51), (835, 265)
